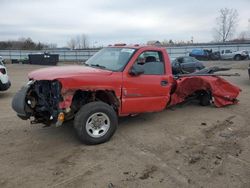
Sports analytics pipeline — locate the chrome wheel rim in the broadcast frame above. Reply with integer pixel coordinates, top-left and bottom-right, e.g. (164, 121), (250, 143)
(85, 112), (110, 138)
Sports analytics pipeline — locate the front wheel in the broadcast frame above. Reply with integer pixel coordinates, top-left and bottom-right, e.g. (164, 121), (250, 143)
(74, 101), (118, 145)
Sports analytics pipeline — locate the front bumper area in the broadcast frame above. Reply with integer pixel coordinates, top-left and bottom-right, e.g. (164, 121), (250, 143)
(12, 80), (64, 125)
(0, 80), (11, 91)
(12, 85), (31, 120)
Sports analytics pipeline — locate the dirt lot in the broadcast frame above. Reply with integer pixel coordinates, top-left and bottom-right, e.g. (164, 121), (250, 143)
(0, 61), (250, 188)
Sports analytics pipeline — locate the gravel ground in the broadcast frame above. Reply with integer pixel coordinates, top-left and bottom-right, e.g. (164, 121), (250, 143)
(0, 60), (250, 188)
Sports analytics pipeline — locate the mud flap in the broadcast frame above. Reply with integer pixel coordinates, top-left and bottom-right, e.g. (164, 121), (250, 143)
(12, 86), (31, 120)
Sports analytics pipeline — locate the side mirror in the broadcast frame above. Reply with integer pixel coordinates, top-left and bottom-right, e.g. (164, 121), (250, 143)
(129, 65), (144, 76)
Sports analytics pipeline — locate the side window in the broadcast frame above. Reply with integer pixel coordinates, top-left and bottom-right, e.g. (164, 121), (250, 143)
(134, 51), (165, 75)
(183, 57), (193, 63)
(225, 50), (232, 53)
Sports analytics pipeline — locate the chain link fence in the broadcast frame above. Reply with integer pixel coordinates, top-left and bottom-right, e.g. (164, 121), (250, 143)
(0, 43), (250, 62)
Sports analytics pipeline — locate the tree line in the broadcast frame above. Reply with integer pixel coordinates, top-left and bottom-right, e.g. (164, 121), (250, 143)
(0, 35), (90, 50)
(0, 38), (55, 50)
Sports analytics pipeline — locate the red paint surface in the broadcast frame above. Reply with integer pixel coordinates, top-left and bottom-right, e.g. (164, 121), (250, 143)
(121, 47), (173, 113)
(28, 65), (123, 104)
(170, 76), (241, 107)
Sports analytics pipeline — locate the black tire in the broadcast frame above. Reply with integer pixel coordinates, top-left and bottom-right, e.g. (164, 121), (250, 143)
(199, 91), (211, 106)
(234, 55), (241, 61)
(74, 101), (118, 145)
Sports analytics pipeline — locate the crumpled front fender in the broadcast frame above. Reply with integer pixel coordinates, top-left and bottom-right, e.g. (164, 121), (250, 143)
(12, 85), (31, 119)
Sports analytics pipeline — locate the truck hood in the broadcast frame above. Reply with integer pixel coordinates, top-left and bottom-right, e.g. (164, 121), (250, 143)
(28, 65), (113, 80)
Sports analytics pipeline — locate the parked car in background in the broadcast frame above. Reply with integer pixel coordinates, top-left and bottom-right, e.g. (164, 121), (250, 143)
(189, 49), (220, 60)
(220, 49), (249, 60)
(171, 56), (205, 74)
(210, 51), (221, 60)
(0, 60), (11, 91)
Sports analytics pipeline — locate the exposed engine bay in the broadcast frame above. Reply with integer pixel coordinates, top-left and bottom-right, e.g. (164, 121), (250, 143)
(12, 80), (120, 126)
(12, 80), (62, 125)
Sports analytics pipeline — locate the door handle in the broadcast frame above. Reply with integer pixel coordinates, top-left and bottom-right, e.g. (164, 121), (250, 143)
(161, 80), (168, 86)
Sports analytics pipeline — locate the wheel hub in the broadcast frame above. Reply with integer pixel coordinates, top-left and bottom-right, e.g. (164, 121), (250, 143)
(86, 112), (110, 138)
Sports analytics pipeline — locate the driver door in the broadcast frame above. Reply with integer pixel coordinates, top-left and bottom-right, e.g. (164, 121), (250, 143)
(121, 50), (172, 114)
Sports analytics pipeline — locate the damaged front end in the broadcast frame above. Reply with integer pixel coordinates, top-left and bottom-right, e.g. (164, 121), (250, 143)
(12, 80), (62, 125)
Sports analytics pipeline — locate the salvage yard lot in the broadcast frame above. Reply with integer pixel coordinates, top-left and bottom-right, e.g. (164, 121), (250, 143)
(0, 61), (250, 187)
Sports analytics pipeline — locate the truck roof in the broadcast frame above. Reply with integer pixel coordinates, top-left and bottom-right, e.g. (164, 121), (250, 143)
(109, 44), (166, 50)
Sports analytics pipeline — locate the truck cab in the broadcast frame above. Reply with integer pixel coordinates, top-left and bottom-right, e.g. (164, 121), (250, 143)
(221, 49), (234, 60)
(119, 45), (173, 114)
(221, 49), (249, 60)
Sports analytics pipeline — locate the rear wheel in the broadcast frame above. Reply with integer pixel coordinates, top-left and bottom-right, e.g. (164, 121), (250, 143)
(199, 91), (211, 106)
(74, 101), (118, 145)
(234, 55), (241, 61)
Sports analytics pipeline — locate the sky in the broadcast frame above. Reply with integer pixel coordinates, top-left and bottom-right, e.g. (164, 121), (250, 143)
(0, 0), (250, 47)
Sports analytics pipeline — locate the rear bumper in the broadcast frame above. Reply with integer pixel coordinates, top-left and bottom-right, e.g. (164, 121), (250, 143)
(0, 80), (11, 91)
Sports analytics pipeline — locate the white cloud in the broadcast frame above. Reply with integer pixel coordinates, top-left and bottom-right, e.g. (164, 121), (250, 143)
(0, 0), (249, 46)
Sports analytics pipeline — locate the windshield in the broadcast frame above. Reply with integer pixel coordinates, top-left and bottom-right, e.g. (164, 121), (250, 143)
(85, 47), (136, 71)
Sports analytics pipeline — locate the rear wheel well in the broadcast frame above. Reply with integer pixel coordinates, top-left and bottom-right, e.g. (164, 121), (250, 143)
(234, 54), (242, 60)
(196, 90), (212, 106)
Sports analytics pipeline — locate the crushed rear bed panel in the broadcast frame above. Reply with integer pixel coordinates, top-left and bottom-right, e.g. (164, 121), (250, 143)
(170, 76), (241, 107)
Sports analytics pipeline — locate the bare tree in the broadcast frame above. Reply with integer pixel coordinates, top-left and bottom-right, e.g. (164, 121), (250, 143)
(47, 43), (57, 49)
(67, 38), (77, 49)
(76, 35), (81, 49)
(80, 34), (89, 48)
(238, 31), (247, 40)
(213, 8), (238, 42)
(67, 34), (89, 49)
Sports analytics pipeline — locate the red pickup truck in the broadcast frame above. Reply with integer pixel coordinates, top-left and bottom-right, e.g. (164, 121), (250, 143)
(12, 45), (240, 144)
